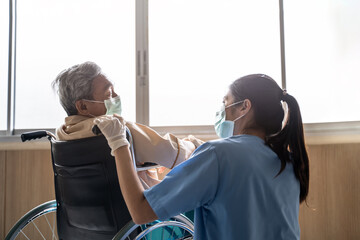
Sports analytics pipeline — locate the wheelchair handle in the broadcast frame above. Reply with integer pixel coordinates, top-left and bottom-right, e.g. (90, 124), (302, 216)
(92, 125), (102, 135)
(21, 131), (52, 142)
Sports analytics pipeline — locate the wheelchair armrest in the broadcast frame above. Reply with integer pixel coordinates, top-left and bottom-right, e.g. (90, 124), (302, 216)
(136, 162), (160, 172)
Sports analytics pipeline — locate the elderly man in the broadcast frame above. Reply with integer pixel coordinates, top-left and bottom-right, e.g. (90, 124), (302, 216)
(52, 61), (203, 188)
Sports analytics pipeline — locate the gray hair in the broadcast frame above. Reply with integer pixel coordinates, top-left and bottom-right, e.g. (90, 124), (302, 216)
(52, 61), (102, 116)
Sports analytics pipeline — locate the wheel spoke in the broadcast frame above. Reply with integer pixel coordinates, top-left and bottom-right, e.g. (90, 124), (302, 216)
(52, 213), (58, 240)
(31, 221), (46, 240)
(20, 229), (31, 240)
(44, 214), (58, 240)
(161, 226), (165, 239)
(170, 226), (175, 239)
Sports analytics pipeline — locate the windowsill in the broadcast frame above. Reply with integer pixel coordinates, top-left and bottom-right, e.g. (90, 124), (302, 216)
(303, 121), (360, 145)
(1, 121), (360, 150)
(152, 122), (360, 145)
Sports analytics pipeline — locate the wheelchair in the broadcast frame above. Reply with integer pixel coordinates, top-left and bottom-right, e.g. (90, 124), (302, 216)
(5, 127), (194, 240)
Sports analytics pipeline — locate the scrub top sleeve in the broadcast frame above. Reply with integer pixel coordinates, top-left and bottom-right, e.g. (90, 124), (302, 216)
(144, 143), (219, 220)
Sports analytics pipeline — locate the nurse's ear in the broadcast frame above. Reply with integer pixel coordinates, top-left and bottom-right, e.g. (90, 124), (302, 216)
(75, 99), (90, 116)
(241, 99), (252, 113)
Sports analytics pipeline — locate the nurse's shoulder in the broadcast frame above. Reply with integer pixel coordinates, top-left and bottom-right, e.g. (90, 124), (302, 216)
(189, 135), (243, 159)
(204, 134), (262, 150)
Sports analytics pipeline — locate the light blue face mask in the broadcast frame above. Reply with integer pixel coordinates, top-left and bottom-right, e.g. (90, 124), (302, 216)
(83, 95), (122, 116)
(214, 100), (245, 138)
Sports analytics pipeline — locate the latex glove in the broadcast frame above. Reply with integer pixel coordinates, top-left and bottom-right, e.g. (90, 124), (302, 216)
(93, 115), (129, 156)
(184, 135), (205, 149)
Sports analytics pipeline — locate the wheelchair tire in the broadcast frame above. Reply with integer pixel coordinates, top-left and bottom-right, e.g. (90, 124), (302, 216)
(5, 200), (58, 240)
(5, 200), (194, 240)
(112, 214), (194, 240)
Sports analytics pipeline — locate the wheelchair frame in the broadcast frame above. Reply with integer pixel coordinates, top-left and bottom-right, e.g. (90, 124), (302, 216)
(5, 129), (194, 240)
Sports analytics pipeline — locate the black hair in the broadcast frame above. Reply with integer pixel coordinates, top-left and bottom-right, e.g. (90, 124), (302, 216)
(230, 74), (309, 203)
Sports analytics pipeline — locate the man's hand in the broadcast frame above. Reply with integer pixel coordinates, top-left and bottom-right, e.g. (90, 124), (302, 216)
(94, 114), (129, 156)
(183, 135), (205, 149)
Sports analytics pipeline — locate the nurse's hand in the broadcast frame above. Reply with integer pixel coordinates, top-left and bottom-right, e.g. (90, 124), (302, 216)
(94, 114), (129, 156)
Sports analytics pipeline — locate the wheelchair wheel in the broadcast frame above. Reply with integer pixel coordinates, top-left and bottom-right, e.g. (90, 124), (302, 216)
(113, 214), (194, 240)
(5, 200), (58, 240)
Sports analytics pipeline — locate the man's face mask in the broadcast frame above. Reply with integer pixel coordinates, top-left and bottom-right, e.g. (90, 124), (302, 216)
(214, 100), (246, 138)
(83, 95), (122, 116)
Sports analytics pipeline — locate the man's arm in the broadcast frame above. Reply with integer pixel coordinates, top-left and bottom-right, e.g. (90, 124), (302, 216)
(126, 122), (198, 168)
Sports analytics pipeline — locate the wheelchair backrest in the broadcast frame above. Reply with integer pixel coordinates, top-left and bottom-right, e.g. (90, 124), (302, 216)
(50, 133), (132, 240)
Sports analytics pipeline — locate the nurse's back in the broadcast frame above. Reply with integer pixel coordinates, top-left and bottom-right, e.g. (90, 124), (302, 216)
(206, 135), (300, 239)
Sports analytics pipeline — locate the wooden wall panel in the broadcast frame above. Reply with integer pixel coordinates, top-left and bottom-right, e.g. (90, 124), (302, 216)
(4, 150), (55, 237)
(299, 144), (360, 240)
(0, 151), (5, 240)
(1, 143), (360, 239)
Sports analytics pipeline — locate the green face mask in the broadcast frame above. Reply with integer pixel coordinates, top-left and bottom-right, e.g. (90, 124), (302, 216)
(103, 96), (122, 115)
(83, 95), (122, 116)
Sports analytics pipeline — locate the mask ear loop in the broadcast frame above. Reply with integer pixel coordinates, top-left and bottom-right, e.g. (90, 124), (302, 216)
(225, 100), (245, 109)
(82, 99), (104, 104)
(232, 100), (248, 122)
(82, 99), (105, 118)
(233, 112), (247, 122)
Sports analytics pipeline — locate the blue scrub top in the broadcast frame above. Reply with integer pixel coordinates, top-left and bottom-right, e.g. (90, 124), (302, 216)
(144, 135), (300, 240)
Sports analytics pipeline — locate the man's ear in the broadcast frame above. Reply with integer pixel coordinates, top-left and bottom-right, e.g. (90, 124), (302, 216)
(75, 100), (89, 115)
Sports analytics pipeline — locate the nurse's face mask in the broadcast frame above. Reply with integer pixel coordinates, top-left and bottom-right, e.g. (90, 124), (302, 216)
(214, 100), (246, 138)
(83, 95), (122, 116)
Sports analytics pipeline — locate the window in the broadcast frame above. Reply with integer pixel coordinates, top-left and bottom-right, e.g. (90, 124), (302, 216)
(149, 0), (281, 126)
(284, 0), (360, 123)
(15, 0), (135, 129)
(1, 0), (359, 138)
(0, 0), (9, 130)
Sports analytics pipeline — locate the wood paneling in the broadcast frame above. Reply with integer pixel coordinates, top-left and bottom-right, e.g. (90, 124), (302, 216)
(299, 144), (360, 240)
(1, 144), (360, 239)
(0, 151), (5, 240)
(4, 150), (55, 237)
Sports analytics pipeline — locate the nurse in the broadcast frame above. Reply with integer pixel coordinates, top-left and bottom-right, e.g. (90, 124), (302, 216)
(94, 74), (309, 240)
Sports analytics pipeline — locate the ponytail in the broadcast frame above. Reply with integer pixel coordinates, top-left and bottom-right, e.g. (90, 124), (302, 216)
(230, 74), (310, 203)
(267, 93), (310, 203)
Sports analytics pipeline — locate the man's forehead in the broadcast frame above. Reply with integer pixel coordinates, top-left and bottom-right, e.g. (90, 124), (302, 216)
(102, 81), (113, 91)
(92, 75), (113, 90)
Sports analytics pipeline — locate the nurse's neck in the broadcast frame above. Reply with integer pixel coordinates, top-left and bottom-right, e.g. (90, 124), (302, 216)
(233, 109), (266, 141)
(234, 128), (266, 141)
